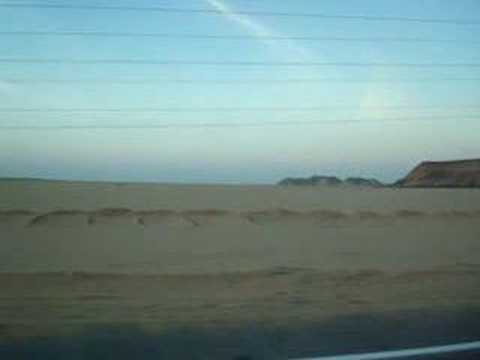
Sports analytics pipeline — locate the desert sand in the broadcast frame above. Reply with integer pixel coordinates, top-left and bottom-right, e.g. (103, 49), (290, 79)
(0, 179), (479, 351)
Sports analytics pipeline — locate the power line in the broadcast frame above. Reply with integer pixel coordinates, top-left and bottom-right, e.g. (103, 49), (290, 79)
(0, 31), (477, 44)
(4, 78), (480, 84)
(0, 3), (479, 25)
(1, 106), (480, 113)
(2, 59), (480, 67)
(1, 115), (478, 130)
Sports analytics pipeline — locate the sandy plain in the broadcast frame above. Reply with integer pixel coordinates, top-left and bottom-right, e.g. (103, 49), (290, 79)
(0, 179), (479, 357)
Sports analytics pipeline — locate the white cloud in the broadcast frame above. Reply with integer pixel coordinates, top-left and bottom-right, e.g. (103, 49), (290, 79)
(206, 0), (272, 38)
(204, 0), (313, 61)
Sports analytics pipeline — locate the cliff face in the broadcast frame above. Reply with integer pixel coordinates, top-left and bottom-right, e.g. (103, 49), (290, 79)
(397, 159), (480, 188)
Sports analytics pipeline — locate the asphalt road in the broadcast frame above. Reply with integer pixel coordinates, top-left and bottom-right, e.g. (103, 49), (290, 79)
(1, 308), (479, 359)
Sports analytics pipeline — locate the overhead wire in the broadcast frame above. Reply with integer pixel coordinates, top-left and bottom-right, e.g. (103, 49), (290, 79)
(0, 3), (479, 25)
(0, 31), (477, 44)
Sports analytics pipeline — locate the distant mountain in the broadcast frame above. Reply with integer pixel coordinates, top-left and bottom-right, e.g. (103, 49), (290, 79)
(396, 159), (480, 188)
(278, 175), (383, 187)
(279, 176), (342, 186)
(344, 177), (384, 187)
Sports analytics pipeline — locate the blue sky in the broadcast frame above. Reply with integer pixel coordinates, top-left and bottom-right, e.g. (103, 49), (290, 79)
(1, 0), (480, 183)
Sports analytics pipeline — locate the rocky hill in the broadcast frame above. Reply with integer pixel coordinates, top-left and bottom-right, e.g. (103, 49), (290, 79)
(278, 176), (383, 187)
(396, 159), (480, 188)
(344, 177), (384, 187)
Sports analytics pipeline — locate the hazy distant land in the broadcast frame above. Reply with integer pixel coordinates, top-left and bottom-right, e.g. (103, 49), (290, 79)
(278, 175), (384, 187)
(278, 159), (480, 188)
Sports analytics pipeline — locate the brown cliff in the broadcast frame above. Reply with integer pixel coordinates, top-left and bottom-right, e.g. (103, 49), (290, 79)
(396, 159), (480, 188)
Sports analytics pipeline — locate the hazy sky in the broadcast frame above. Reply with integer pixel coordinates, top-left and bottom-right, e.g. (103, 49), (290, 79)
(1, 0), (480, 183)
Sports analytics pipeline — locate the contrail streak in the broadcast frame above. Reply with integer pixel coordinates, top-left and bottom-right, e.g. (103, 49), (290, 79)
(204, 0), (312, 60)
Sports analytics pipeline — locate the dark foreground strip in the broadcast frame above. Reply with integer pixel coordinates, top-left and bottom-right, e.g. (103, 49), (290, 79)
(1, 309), (480, 359)
(296, 341), (480, 359)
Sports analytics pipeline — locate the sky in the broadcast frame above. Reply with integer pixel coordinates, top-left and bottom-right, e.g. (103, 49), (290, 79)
(1, 0), (480, 183)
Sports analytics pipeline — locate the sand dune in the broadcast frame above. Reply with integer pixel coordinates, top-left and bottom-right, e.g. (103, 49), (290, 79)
(0, 210), (36, 227)
(89, 208), (138, 225)
(1, 206), (479, 274)
(137, 210), (193, 227)
(29, 210), (88, 227)
(393, 209), (426, 218)
(1, 207), (479, 229)
(181, 209), (247, 226)
(244, 208), (306, 225)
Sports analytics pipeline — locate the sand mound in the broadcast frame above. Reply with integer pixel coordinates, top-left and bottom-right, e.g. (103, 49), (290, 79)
(309, 210), (350, 222)
(182, 209), (248, 226)
(137, 210), (193, 227)
(88, 208), (137, 225)
(436, 210), (480, 219)
(352, 210), (389, 221)
(3, 207), (480, 229)
(394, 209), (427, 219)
(244, 209), (307, 225)
(29, 210), (88, 227)
(0, 210), (35, 217)
(0, 210), (37, 227)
